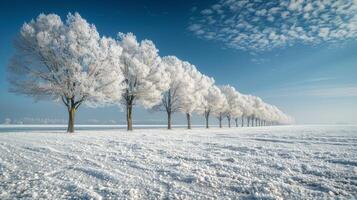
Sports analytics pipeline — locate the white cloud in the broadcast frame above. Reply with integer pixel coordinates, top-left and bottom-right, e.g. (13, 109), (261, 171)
(188, 0), (357, 52)
(251, 57), (269, 64)
(211, 4), (222, 11)
(201, 9), (213, 15)
(281, 11), (289, 19)
(304, 3), (313, 12)
(188, 24), (201, 31)
(319, 28), (330, 39)
(288, 0), (303, 11)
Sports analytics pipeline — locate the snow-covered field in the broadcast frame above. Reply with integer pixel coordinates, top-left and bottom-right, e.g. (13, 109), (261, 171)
(0, 125), (356, 199)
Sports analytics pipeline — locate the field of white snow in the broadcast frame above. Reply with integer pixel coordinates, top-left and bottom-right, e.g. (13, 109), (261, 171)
(0, 125), (356, 199)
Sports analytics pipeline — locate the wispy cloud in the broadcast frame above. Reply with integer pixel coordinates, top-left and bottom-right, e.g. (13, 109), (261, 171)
(305, 86), (357, 98)
(284, 77), (337, 86)
(260, 85), (357, 99)
(251, 57), (270, 64)
(188, 0), (357, 52)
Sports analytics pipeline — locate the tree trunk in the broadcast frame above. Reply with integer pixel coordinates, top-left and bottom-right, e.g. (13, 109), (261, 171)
(247, 117), (250, 127)
(167, 111), (172, 129)
(186, 113), (191, 129)
(166, 89), (172, 130)
(205, 111), (210, 128)
(241, 117), (244, 127)
(67, 107), (75, 133)
(219, 115), (222, 128)
(227, 116), (231, 128)
(235, 118), (238, 127)
(126, 104), (133, 131)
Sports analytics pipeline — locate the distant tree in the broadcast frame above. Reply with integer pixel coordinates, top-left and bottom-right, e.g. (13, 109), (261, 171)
(117, 33), (169, 131)
(8, 13), (123, 132)
(3, 118), (11, 125)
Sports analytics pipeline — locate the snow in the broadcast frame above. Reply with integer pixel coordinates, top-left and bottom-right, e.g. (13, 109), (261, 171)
(0, 125), (356, 199)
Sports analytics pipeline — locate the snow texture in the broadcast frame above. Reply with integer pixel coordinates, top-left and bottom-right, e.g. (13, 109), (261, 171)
(0, 125), (356, 199)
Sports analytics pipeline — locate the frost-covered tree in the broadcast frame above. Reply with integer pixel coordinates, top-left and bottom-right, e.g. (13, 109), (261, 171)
(256, 102), (267, 126)
(233, 91), (247, 127)
(210, 89), (228, 128)
(269, 105), (293, 125)
(221, 85), (242, 128)
(215, 109), (227, 128)
(261, 104), (273, 126)
(8, 13), (123, 132)
(152, 56), (186, 129)
(200, 85), (227, 128)
(229, 94), (253, 127)
(117, 33), (169, 131)
(178, 62), (209, 129)
(258, 102), (271, 126)
(243, 95), (255, 127)
(250, 96), (260, 126)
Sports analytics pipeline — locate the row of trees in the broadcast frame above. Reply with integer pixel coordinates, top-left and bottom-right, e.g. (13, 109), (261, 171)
(8, 13), (293, 132)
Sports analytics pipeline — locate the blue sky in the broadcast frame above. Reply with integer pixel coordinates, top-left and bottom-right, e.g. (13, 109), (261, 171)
(0, 0), (356, 125)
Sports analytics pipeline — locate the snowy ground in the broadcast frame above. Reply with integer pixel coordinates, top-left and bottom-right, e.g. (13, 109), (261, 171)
(0, 125), (356, 199)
